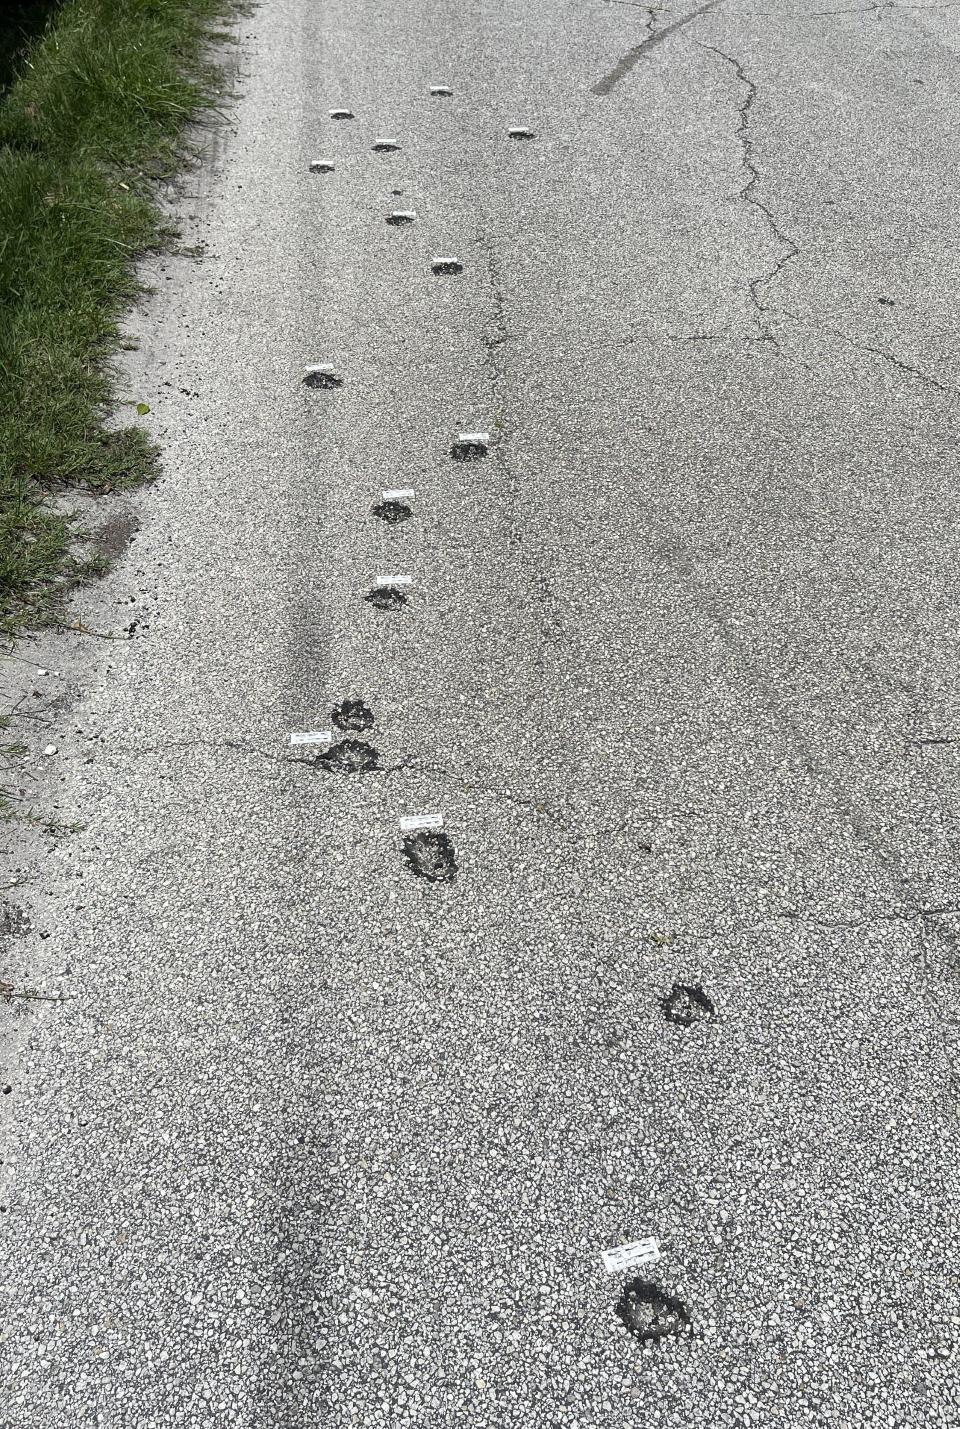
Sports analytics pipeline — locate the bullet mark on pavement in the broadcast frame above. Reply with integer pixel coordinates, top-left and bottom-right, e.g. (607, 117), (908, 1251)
(615, 1280), (692, 1343)
(387, 209), (417, 225)
(402, 830), (458, 882)
(373, 499), (413, 524)
(316, 738), (380, 774)
(303, 365), (342, 388)
(432, 257), (463, 275)
(332, 699), (375, 732)
(451, 431), (489, 460)
(365, 585), (409, 611)
(660, 982), (716, 1027)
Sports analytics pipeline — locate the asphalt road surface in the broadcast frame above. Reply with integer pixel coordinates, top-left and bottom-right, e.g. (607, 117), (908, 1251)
(2, 0), (960, 1424)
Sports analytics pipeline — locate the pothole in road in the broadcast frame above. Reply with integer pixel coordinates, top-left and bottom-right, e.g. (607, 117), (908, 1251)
(372, 499), (413, 524)
(432, 259), (463, 276)
(372, 141), (400, 152)
(660, 983), (716, 1027)
(316, 739), (379, 774)
(332, 699), (374, 732)
(615, 1280), (691, 1344)
(365, 585), (408, 611)
(402, 831), (458, 882)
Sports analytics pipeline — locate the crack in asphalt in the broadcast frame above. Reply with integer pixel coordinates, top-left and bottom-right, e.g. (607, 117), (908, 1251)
(698, 43), (800, 350)
(591, 1), (719, 95)
(779, 310), (960, 399)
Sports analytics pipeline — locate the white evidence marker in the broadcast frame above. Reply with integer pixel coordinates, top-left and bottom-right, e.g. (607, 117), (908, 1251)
(399, 813), (444, 833)
(601, 1237), (661, 1275)
(309, 159), (335, 173)
(430, 85), (453, 97)
(375, 573), (413, 588)
(289, 730), (333, 747)
(329, 108), (354, 119)
(508, 126), (535, 139)
(457, 431), (489, 448)
(387, 209), (417, 223)
(381, 489), (415, 501)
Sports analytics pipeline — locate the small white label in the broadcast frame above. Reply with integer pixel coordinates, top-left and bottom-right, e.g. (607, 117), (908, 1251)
(382, 489), (415, 501)
(375, 574), (413, 588)
(390, 209), (417, 221)
(305, 363), (336, 376)
(430, 85), (453, 96)
(601, 1238), (660, 1275)
(400, 813), (444, 833)
(329, 108), (354, 119)
(508, 127), (534, 137)
(309, 159), (335, 172)
(289, 730), (332, 747)
(457, 431), (489, 445)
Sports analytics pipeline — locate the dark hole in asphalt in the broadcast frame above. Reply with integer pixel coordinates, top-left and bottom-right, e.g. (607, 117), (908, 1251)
(386, 212), (415, 226)
(402, 831), (458, 882)
(432, 259), (463, 275)
(304, 369), (342, 389)
(615, 1280), (691, 1344)
(316, 739), (379, 774)
(450, 440), (488, 461)
(330, 109), (354, 120)
(332, 699), (374, 732)
(878, 296), (895, 306)
(661, 982), (716, 1027)
(365, 585), (407, 611)
(372, 500), (412, 524)
(372, 141), (400, 152)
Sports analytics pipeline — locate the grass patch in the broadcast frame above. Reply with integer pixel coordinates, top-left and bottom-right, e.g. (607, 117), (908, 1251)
(0, 0), (237, 634)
